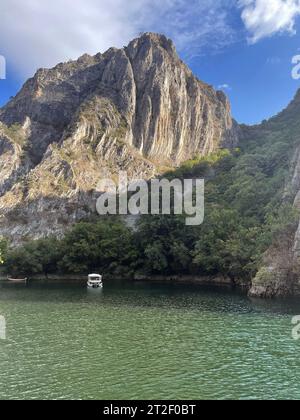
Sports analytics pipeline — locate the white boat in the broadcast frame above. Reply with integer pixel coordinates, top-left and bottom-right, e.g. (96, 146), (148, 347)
(7, 277), (27, 284)
(87, 274), (103, 289)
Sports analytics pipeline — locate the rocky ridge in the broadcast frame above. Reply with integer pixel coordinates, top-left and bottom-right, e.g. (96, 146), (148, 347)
(248, 90), (300, 297)
(0, 33), (238, 243)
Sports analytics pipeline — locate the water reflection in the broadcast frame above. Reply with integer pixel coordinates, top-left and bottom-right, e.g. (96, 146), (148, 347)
(0, 316), (5, 340)
(1, 280), (300, 315)
(0, 280), (300, 399)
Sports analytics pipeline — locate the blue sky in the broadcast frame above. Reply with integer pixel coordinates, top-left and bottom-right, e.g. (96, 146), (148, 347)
(1, 0), (300, 124)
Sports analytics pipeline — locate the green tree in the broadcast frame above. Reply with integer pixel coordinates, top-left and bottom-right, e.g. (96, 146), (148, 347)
(0, 237), (7, 265)
(58, 219), (139, 276)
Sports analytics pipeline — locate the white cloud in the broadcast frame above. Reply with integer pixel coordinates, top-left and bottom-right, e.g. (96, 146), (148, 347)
(239, 0), (300, 43)
(218, 83), (232, 90)
(147, 0), (237, 60)
(0, 0), (142, 78)
(2, 0), (296, 81)
(0, 0), (236, 79)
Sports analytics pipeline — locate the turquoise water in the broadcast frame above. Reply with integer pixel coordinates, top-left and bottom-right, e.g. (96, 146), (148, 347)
(0, 281), (300, 400)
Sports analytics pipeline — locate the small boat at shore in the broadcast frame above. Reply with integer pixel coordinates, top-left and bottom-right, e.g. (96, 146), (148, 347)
(7, 277), (28, 283)
(87, 274), (103, 289)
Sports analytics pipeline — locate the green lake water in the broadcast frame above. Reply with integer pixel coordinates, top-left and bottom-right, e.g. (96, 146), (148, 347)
(0, 281), (300, 400)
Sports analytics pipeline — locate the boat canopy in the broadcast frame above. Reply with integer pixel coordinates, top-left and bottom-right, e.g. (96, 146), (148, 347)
(88, 274), (102, 280)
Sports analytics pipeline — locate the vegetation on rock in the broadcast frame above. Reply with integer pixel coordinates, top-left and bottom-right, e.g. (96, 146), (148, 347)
(4, 114), (299, 283)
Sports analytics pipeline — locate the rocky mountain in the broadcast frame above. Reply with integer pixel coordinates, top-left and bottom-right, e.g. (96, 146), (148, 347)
(0, 33), (238, 243)
(245, 90), (300, 297)
(3, 32), (300, 298)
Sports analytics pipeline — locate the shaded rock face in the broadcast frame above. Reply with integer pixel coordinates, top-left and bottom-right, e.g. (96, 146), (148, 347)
(0, 33), (238, 243)
(249, 90), (300, 298)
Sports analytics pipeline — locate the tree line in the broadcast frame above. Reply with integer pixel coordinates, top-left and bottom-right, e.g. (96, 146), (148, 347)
(1, 122), (298, 283)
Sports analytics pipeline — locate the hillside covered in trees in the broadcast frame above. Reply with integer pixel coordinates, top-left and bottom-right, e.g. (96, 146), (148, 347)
(2, 100), (299, 291)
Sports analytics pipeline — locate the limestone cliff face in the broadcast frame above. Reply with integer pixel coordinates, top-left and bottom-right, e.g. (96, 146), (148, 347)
(0, 33), (238, 243)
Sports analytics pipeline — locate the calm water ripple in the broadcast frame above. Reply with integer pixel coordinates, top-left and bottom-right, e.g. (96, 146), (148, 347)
(0, 282), (300, 400)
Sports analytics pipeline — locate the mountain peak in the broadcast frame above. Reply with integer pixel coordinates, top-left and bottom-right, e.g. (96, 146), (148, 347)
(0, 33), (238, 243)
(126, 32), (177, 58)
(265, 87), (300, 126)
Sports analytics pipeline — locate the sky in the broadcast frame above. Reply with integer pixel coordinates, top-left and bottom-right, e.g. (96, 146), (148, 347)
(1, 0), (300, 124)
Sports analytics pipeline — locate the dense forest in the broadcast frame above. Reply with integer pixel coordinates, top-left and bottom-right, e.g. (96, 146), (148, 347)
(1, 114), (299, 284)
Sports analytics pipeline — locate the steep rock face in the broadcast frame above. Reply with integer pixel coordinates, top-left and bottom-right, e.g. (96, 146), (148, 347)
(249, 90), (300, 298)
(0, 33), (238, 243)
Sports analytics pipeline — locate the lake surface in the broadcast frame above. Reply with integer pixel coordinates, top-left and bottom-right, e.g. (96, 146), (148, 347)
(0, 281), (300, 400)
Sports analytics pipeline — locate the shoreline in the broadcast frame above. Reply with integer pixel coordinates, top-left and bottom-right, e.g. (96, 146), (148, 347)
(2, 273), (300, 298)
(0, 273), (250, 290)
(0, 274), (86, 284)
